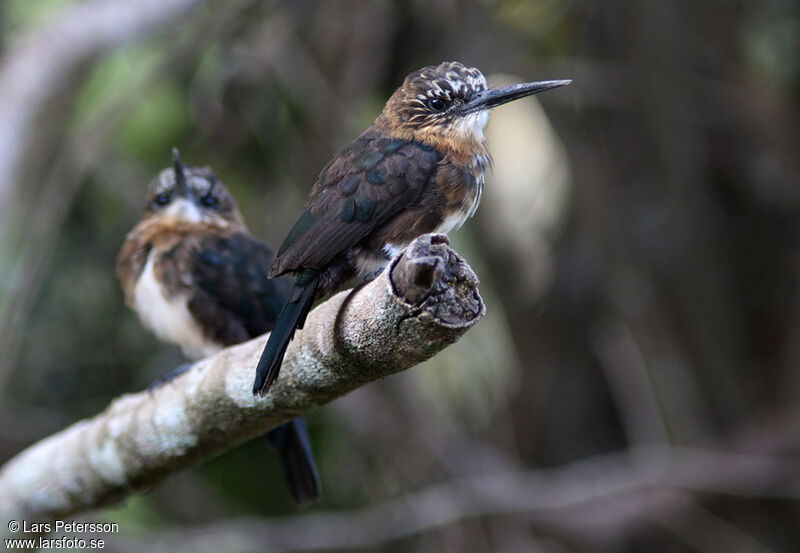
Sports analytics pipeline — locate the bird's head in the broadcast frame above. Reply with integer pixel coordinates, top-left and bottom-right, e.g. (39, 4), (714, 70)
(376, 61), (570, 160)
(143, 149), (244, 229)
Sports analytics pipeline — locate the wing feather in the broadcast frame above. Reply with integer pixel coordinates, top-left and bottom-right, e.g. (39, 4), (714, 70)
(188, 233), (291, 342)
(270, 132), (441, 276)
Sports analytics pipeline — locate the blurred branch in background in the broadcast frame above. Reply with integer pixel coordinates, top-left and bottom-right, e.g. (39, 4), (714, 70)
(107, 406), (800, 553)
(0, 0), (199, 203)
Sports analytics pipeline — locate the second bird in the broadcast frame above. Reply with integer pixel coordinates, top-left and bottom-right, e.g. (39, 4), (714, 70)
(117, 150), (321, 507)
(254, 61), (570, 395)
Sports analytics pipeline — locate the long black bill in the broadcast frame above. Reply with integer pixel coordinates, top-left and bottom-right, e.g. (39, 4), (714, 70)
(459, 79), (572, 115)
(172, 147), (191, 198)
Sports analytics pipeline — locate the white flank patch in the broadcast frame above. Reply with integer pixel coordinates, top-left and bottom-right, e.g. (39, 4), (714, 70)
(435, 207), (472, 235)
(355, 244), (403, 280)
(383, 243), (404, 259)
(133, 254), (219, 359)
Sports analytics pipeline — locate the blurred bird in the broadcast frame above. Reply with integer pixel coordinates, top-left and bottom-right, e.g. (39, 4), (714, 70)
(254, 61), (570, 395)
(117, 149), (321, 507)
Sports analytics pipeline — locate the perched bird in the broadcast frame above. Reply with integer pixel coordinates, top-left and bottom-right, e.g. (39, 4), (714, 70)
(117, 150), (321, 506)
(253, 61), (570, 395)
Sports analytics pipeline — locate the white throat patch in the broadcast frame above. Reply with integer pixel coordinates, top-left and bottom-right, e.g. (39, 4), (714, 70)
(163, 198), (204, 225)
(452, 110), (489, 141)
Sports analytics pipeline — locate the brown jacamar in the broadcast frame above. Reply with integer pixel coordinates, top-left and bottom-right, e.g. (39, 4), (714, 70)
(253, 61), (570, 395)
(117, 150), (321, 506)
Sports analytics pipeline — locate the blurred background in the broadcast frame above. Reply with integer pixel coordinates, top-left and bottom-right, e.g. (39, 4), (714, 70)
(1, 0), (799, 551)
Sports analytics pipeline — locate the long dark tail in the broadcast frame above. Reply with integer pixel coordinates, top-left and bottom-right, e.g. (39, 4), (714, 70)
(253, 270), (319, 396)
(265, 418), (321, 507)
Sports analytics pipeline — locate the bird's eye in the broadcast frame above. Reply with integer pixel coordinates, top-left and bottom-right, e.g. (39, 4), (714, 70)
(153, 193), (171, 207)
(427, 97), (447, 112)
(200, 194), (218, 208)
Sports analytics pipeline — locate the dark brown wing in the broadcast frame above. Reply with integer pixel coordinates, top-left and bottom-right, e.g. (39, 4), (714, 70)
(269, 131), (442, 276)
(187, 232), (292, 345)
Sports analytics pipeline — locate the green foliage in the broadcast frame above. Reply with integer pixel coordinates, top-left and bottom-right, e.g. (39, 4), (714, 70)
(743, 16), (800, 88)
(74, 46), (160, 123)
(1, 0), (76, 42)
(116, 82), (190, 163)
(105, 495), (167, 535)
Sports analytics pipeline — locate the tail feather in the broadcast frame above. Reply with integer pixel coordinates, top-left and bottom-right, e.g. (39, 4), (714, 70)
(266, 418), (321, 507)
(253, 272), (318, 396)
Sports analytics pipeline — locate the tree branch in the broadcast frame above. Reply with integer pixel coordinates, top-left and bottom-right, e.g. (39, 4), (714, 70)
(102, 443), (800, 553)
(0, 234), (484, 525)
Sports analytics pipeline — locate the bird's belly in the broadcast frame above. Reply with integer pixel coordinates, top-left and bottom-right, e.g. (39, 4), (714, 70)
(354, 180), (480, 278)
(433, 171), (483, 235)
(133, 255), (219, 360)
